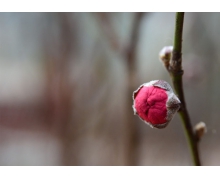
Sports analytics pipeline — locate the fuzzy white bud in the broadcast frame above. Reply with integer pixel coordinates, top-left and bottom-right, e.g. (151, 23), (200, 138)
(195, 122), (207, 141)
(159, 46), (173, 68)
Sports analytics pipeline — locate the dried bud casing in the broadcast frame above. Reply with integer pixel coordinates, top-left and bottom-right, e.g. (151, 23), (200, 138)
(132, 80), (180, 129)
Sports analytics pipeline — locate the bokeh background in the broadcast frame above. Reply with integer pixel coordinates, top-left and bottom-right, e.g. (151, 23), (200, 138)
(0, 12), (219, 165)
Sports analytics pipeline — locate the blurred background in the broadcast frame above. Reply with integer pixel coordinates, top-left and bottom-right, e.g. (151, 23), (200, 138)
(0, 12), (219, 165)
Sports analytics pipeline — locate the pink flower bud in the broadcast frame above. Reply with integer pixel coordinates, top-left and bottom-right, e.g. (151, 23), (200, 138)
(132, 80), (181, 129)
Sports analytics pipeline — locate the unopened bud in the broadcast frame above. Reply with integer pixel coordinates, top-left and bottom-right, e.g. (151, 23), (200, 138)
(132, 80), (181, 129)
(159, 46), (173, 69)
(195, 122), (207, 141)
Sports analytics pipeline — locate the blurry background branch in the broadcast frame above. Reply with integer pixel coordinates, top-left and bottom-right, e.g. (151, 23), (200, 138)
(97, 12), (145, 165)
(43, 12), (77, 165)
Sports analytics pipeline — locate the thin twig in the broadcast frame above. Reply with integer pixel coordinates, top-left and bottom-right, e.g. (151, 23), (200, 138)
(169, 12), (201, 166)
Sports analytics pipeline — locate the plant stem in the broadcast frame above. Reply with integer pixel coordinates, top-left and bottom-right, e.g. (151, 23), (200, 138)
(173, 13), (184, 54)
(169, 12), (201, 166)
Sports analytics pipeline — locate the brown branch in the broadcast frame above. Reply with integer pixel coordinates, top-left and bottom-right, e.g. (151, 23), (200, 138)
(125, 12), (144, 165)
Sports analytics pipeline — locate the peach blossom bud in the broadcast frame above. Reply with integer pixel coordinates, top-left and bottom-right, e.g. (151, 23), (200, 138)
(159, 46), (173, 68)
(132, 80), (180, 129)
(195, 122), (207, 141)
